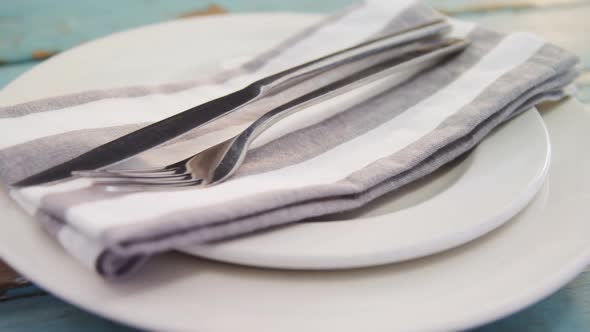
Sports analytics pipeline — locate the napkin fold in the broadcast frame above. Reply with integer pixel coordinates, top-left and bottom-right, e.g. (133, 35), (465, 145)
(0, 0), (579, 278)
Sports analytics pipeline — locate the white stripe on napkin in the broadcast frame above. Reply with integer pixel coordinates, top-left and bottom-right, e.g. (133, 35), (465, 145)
(55, 32), (545, 236)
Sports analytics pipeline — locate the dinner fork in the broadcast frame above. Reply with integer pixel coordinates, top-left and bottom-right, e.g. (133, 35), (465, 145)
(73, 27), (469, 189)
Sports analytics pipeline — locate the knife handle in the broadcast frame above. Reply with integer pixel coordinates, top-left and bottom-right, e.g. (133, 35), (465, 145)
(13, 85), (262, 187)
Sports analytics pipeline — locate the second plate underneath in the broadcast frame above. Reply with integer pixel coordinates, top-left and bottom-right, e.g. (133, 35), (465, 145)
(182, 109), (550, 269)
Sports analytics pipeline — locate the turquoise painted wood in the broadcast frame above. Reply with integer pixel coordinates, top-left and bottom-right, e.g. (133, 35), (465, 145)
(1, 0), (590, 331)
(1, 270), (590, 331)
(0, 286), (139, 332)
(2, 0), (588, 64)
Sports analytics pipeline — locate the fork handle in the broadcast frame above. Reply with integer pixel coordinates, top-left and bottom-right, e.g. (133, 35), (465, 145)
(209, 37), (469, 184)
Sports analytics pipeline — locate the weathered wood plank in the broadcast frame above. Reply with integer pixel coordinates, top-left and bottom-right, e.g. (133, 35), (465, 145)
(0, 260), (25, 294)
(1, 0), (589, 64)
(0, 0), (229, 63)
(0, 292), (139, 332)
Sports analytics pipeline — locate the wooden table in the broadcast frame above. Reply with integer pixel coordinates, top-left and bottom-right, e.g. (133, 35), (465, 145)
(1, 1), (589, 330)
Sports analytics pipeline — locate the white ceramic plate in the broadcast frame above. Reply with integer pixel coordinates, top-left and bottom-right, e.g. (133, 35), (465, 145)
(0, 13), (589, 332)
(4, 11), (549, 270)
(184, 110), (549, 269)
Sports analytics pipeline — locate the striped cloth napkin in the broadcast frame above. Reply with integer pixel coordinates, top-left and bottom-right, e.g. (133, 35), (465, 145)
(0, 0), (579, 278)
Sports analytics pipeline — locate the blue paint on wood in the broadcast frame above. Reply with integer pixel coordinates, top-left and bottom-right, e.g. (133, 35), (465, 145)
(5, 0), (584, 64)
(0, 293), (140, 332)
(0, 0), (358, 63)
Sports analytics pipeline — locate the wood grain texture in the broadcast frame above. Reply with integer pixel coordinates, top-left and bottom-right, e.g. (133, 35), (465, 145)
(177, 4), (228, 18)
(0, 261), (19, 291)
(1, 0), (588, 64)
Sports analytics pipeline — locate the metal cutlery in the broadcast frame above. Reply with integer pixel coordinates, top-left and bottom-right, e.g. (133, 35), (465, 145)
(13, 19), (468, 189)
